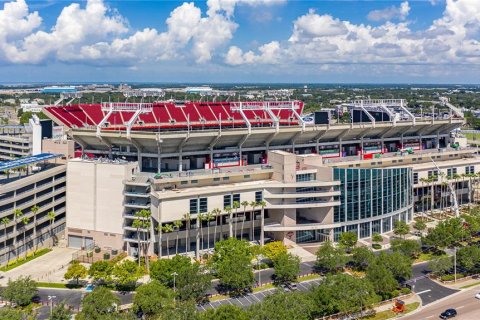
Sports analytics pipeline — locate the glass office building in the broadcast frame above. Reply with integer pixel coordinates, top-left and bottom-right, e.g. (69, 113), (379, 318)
(332, 167), (413, 241)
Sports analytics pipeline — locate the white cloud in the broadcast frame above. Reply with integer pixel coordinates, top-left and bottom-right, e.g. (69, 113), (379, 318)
(367, 1), (410, 22)
(0, 0), (279, 65)
(225, 0), (480, 68)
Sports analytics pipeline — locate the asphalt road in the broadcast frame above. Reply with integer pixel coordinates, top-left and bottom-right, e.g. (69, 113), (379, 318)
(401, 286), (480, 320)
(406, 262), (459, 305)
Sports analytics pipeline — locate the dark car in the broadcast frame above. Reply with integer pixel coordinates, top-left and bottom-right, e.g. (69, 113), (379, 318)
(440, 309), (457, 319)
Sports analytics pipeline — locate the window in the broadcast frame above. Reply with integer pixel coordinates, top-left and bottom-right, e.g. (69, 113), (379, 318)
(223, 177), (230, 181)
(244, 175), (250, 179)
(199, 198), (208, 213)
(191, 180), (198, 184)
(428, 170), (439, 181)
(224, 195), (232, 209)
(233, 194), (240, 204)
(255, 191), (263, 202)
(465, 166), (475, 174)
(447, 168), (457, 178)
(180, 181), (188, 185)
(213, 177), (220, 182)
(296, 173), (315, 182)
(413, 173), (418, 184)
(189, 199), (198, 214)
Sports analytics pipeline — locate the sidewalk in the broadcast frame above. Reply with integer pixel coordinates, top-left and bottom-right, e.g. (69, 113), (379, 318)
(0, 247), (76, 285)
(374, 294), (422, 313)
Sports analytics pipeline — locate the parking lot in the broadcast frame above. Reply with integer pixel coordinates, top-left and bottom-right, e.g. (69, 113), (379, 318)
(199, 278), (321, 311)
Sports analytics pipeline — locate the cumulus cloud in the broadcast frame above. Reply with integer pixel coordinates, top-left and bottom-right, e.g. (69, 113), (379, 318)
(224, 0), (480, 68)
(0, 0), (279, 65)
(367, 1), (410, 22)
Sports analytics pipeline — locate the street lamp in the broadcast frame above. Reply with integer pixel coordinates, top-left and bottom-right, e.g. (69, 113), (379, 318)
(48, 295), (56, 317)
(172, 272), (178, 302)
(257, 254), (262, 287)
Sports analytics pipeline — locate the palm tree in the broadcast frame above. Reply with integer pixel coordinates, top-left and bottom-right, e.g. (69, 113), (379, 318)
(47, 210), (56, 247)
(162, 224), (174, 258)
(232, 201), (240, 238)
(250, 201), (258, 241)
(21, 216), (30, 259)
(1, 217), (10, 263)
(30, 205), (39, 251)
(211, 208), (221, 244)
(183, 213), (191, 253)
(155, 224), (162, 257)
(197, 213), (205, 251)
(240, 201), (249, 240)
(173, 220), (183, 255)
(132, 218), (143, 266)
(225, 206), (233, 238)
(13, 209), (23, 257)
(258, 200), (267, 246)
(204, 212), (213, 250)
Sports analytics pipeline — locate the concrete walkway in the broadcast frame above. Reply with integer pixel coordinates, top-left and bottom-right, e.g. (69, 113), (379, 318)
(1, 247), (76, 285)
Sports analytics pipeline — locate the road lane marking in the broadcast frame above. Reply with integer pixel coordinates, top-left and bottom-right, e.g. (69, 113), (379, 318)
(416, 289), (432, 295)
(457, 305), (465, 309)
(251, 294), (261, 302)
(236, 298), (244, 306)
(425, 316), (433, 319)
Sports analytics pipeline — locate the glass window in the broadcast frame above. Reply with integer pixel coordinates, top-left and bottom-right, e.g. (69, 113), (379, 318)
(189, 199), (198, 214)
(466, 166), (475, 174)
(255, 191), (263, 202)
(199, 198), (207, 213)
(223, 195), (231, 209)
(413, 173), (418, 184)
(233, 194), (240, 204)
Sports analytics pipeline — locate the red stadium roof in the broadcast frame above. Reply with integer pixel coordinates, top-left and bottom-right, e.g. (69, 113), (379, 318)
(43, 101), (304, 132)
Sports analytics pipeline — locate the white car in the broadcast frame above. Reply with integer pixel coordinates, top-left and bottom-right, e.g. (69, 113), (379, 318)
(475, 292), (480, 299)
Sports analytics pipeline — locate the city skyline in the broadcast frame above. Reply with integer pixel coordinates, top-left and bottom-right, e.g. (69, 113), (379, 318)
(0, 0), (479, 83)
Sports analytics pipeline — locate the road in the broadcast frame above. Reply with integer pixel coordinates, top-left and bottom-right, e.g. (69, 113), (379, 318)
(407, 262), (459, 305)
(401, 286), (480, 320)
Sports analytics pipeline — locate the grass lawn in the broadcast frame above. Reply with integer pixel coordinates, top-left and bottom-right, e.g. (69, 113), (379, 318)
(36, 282), (83, 289)
(362, 302), (420, 320)
(252, 283), (274, 293)
(298, 274), (321, 281)
(0, 248), (52, 272)
(460, 281), (480, 289)
(209, 294), (229, 302)
(414, 252), (446, 263)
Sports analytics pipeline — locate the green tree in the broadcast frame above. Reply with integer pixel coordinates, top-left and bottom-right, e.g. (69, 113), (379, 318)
(47, 210), (56, 246)
(249, 291), (316, 320)
(1, 276), (37, 307)
(21, 216), (30, 258)
(377, 252), (412, 282)
(272, 252), (300, 284)
(457, 245), (480, 272)
(133, 280), (174, 319)
(88, 260), (113, 283)
(0, 308), (24, 320)
(212, 238), (255, 293)
(310, 274), (377, 317)
(150, 254), (192, 287)
(76, 286), (120, 320)
(393, 220), (410, 239)
(160, 300), (199, 320)
(338, 231), (358, 251)
(423, 218), (467, 249)
(315, 240), (347, 274)
(366, 262), (398, 298)
(64, 261), (88, 285)
(112, 259), (143, 289)
(428, 256), (453, 277)
(351, 246), (375, 271)
(262, 241), (287, 261)
(371, 233), (383, 246)
(199, 304), (249, 320)
(49, 301), (73, 320)
(390, 239), (422, 259)
(413, 220), (427, 235)
(1, 217), (11, 263)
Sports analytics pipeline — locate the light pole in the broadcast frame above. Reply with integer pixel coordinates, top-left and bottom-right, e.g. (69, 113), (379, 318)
(172, 272), (178, 302)
(257, 254), (262, 287)
(454, 246), (457, 283)
(48, 295), (56, 317)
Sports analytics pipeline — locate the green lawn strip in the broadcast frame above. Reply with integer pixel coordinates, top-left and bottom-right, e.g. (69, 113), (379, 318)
(414, 252), (446, 263)
(460, 281), (480, 289)
(361, 302), (420, 320)
(252, 283), (275, 293)
(36, 282), (83, 289)
(298, 274), (321, 282)
(0, 248), (52, 271)
(209, 294), (230, 302)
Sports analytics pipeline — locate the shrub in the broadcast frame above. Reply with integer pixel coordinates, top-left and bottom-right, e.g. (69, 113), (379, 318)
(401, 287), (411, 295)
(372, 243), (382, 250)
(391, 289), (400, 297)
(441, 273), (464, 282)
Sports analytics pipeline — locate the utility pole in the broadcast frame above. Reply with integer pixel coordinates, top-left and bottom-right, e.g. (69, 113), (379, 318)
(172, 272), (178, 303)
(48, 295), (56, 317)
(454, 246), (457, 283)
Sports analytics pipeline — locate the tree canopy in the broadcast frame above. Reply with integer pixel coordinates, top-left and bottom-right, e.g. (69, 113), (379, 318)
(76, 286), (120, 320)
(64, 261), (88, 285)
(338, 231), (358, 251)
(1, 276), (37, 307)
(315, 240), (347, 274)
(133, 280), (175, 318)
(272, 252), (300, 284)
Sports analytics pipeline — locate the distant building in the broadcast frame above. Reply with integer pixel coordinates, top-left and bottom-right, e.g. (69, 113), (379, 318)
(21, 102), (43, 113)
(185, 87), (213, 94)
(41, 86), (77, 94)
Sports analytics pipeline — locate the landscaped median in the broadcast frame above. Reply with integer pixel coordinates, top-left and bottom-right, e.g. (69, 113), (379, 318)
(361, 302), (420, 320)
(36, 282), (83, 289)
(0, 248), (52, 272)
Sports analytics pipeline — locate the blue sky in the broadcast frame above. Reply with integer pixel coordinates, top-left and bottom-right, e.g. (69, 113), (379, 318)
(0, 0), (479, 83)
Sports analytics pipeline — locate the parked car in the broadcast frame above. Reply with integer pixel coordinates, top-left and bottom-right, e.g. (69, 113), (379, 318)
(475, 292), (480, 299)
(440, 309), (457, 319)
(287, 283), (298, 291)
(279, 284), (290, 292)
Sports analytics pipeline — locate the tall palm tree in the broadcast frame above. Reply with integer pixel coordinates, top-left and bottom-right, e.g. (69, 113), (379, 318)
(1, 217), (10, 263)
(197, 213), (205, 251)
(232, 201), (240, 238)
(258, 200), (267, 246)
(47, 210), (56, 247)
(173, 220), (183, 255)
(30, 205), (39, 251)
(132, 218), (143, 266)
(139, 210), (152, 272)
(240, 201), (249, 240)
(460, 173), (466, 207)
(225, 206), (233, 238)
(250, 201), (258, 241)
(162, 224), (174, 258)
(21, 216), (30, 259)
(13, 209), (23, 257)
(211, 208), (221, 244)
(452, 173), (461, 211)
(204, 212), (213, 250)
(183, 213), (191, 253)
(155, 224), (162, 257)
